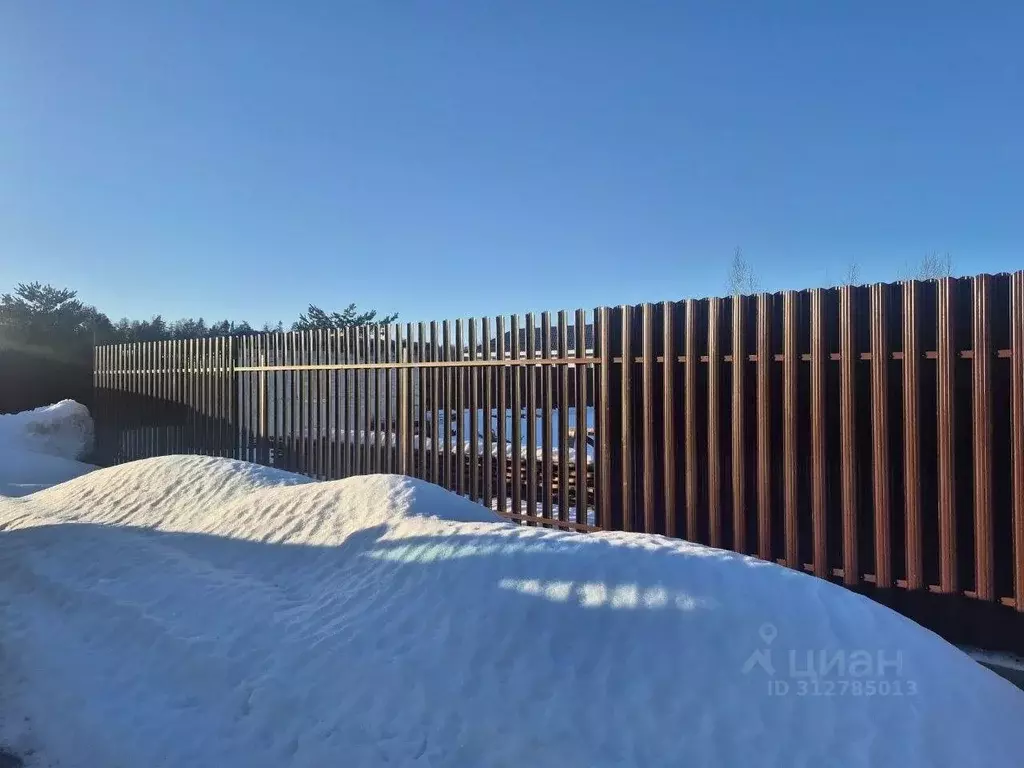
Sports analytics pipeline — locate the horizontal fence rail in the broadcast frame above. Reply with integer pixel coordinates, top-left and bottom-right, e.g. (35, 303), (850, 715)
(94, 272), (1024, 652)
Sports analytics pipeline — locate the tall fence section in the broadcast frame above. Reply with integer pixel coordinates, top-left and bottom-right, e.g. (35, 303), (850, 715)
(94, 273), (1024, 652)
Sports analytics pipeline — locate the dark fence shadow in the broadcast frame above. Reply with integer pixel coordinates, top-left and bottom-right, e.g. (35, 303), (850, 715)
(0, 346), (93, 415)
(857, 585), (1024, 655)
(93, 388), (237, 466)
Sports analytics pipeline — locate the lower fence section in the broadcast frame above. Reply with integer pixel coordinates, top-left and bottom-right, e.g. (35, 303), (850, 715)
(93, 274), (1024, 654)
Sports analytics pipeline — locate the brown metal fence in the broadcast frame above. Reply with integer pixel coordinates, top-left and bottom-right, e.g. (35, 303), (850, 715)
(93, 273), (1024, 652)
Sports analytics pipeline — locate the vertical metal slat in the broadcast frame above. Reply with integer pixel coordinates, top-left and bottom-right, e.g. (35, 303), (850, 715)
(870, 283), (892, 588)
(468, 318), (479, 502)
(972, 274), (994, 601)
(936, 278), (957, 593)
(482, 316), (493, 509)
(684, 299), (699, 542)
(756, 294), (772, 561)
(496, 316), (508, 514)
(902, 280), (923, 590)
(839, 286), (859, 586)
(783, 291), (799, 568)
(620, 305), (634, 532)
(810, 288), (828, 579)
(417, 322), (428, 481)
(441, 320), (452, 490)
(558, 310), (571, 523)
(707, 297), (722, 548)
(362, 326), (372, 475)
(455, 319), (465, 496)
(576, 308), (589, 528)
(641, 303), (656, 533)
(541, 312), (554, 520)
(731, 295), (746, 553)
(510, 315), (523, 517)
(525, 313), (538, 518)
(596, 307), (611, 529)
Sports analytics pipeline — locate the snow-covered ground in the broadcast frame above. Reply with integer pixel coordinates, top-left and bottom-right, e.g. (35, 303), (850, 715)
(0, 401), (96, 497)
(2, 404), (1024, 766)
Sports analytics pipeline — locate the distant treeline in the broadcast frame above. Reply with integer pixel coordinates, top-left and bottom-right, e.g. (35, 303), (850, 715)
(1, 282), (397, 348)
(0, 281), (397, 413)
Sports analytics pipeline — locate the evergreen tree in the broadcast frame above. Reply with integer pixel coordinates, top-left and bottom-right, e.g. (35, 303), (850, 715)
(292, 303), (398, 331)
(0, 282), (107, 348)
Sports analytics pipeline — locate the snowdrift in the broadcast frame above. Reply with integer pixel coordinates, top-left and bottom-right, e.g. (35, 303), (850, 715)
(2, 455), (1023, 766)
(0, 401), (96, 497)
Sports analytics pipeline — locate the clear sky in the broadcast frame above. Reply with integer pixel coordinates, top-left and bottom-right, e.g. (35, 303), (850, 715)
(1, 2), (1021, 327)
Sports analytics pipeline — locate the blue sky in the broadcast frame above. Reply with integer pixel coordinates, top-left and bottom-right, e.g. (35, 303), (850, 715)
(1, 2), (1021, 326)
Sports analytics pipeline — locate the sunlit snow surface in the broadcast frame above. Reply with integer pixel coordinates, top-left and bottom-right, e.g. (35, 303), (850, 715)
(1, 404), (1023, 766)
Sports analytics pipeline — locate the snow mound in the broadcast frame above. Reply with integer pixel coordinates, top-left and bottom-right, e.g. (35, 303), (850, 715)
(2, 456), (1024, 766)
(0, 400), (93, 461)
(30, 455), (500, 539)
(0, 401), (96, 497)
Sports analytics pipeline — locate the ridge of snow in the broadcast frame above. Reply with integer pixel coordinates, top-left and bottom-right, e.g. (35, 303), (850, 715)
(2, 454), (1023, 766)
(29, 455), (500, 542)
